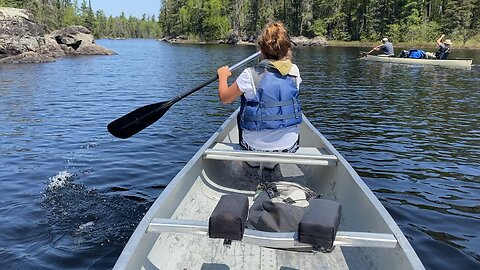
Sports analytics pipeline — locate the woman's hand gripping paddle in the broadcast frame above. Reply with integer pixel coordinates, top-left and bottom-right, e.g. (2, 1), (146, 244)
(107, 51), (261, 139)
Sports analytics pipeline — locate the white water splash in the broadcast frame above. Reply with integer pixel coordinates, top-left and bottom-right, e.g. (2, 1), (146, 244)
(79, 221), (95, 230)
(47, 171), (73, 190)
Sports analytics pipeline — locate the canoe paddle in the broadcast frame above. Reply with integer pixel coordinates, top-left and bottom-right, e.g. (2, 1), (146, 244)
(359, 51), (370, 58)
(107, 51), (261, 139)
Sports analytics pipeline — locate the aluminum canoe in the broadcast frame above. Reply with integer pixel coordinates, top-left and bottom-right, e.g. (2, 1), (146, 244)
(114, 109), (425, 270)
(361, 54), (472, 69)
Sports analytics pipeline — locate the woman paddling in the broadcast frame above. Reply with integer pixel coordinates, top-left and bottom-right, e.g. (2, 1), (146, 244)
(216, 22), (302, 168)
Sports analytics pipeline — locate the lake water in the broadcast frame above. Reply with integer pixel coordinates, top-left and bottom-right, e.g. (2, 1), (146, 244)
(0, 39), (478, 269)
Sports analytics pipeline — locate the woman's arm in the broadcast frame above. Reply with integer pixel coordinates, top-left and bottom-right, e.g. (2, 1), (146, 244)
(436, 34), (445, 46)
(217, 66), (242, 104)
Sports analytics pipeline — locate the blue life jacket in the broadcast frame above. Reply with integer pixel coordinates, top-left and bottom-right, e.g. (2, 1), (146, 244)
(239, 61), (302, 131)
(408, 49), (425, 59)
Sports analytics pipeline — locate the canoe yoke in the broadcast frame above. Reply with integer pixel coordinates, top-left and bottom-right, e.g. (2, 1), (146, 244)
(146, 194), (398, 251)
(203, 143), (339, 166)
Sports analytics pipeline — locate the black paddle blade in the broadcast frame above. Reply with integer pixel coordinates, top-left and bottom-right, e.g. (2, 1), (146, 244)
(107, 101), (173, 139)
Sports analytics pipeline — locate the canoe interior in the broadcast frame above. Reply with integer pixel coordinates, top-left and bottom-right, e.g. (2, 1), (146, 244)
(114, 112), (424, 270)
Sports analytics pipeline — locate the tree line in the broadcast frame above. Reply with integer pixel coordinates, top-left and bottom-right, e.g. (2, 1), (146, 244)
(1, 0), (479, 45)
(0, 0), (160, 39)
(160, 0), (480, 45)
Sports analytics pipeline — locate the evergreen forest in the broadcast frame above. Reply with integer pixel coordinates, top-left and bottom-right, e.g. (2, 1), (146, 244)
(1, 0), (479, 46)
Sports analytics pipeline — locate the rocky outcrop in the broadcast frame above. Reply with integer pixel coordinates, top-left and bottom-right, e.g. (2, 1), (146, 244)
(223, 34), (328, 46)
(159, 35), (189, 44)
(291, 36), (328, 47)
(40, 34), (65, 58)
(0, 8), (44, 55)
(0, 51), (55, 64)
(160, 34), (328, 47)
(50, 26), (115, 55)
(0, 7), (115, 64)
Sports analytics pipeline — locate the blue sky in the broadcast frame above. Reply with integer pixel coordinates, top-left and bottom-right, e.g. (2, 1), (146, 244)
(89, 0), (160, 18)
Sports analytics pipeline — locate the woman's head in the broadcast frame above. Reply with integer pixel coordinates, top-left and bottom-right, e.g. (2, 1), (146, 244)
(258, 22), (291, 60)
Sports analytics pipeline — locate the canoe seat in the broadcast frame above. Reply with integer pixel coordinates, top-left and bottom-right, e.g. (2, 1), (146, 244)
(147, 218), (398, 249)
(209, 194), (249, 241)
(203, 143), (338, 166)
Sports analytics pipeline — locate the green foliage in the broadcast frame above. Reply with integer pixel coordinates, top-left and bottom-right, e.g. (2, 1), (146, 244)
(2, 0), (24, 8)
(63, 5), (77, 26)
(386, 23), (402, 43)
(0, 0), (161, 39)
(94, 9), (106, 38)
(402, 0), (421, 26)
(202, 15), (229, 40)
(443, 0), (475, 45)
(309, 19), (327, 36)
(79, 0), (95, 31)
(1, 0), (478, 44)
(387, 21), (441, 43)
(154, 0), (478, 44)
(201, 0), (229, 40)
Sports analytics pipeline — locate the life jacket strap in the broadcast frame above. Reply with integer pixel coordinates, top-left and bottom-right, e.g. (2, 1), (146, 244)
(245, 99), (297, 108)
(249, 64), (297, 89)
(243, 112), (301, 122)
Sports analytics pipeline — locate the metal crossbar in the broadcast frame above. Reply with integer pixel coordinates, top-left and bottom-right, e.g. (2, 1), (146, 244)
(147, 218), (397, 249)
(203, 143), (338, 166)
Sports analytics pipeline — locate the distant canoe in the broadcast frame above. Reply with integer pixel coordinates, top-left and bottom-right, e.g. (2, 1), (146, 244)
(360, 55), (473, 69)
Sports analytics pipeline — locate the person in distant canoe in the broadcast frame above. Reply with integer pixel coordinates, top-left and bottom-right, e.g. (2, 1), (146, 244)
(216, 22), (302, 168)
(367, 37), (395, 56)
(425, 34), (452, 59)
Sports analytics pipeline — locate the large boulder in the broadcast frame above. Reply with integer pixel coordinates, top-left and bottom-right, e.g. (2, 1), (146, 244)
(40, 34), (66, 58)
(291, 36), (328, 47)
(75, 44), (116, 55)
(0, 7), (116, 64)
(309, 36), (328, 46)
(50, 26), (116, 55)
(51, 26), (94, 50)
(0, 8), (44, 55)
(291, 36), (311, 46)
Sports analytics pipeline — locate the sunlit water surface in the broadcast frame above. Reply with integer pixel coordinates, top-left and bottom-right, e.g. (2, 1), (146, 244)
(0, 39), (478, 269)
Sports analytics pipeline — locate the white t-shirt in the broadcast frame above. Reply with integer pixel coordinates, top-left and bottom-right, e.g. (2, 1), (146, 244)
(236, 65), (302, 151)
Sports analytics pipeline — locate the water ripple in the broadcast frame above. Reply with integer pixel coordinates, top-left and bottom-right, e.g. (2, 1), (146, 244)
(0, 40), (479, 269)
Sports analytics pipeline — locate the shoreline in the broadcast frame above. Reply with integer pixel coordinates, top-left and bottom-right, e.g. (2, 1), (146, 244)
(327, 40), (480, 50)
(155, 38), (480, 50)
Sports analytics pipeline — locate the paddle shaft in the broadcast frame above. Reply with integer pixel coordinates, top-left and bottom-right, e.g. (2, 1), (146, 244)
(170, 51), (261, 104)
(108, 51), (261, 138)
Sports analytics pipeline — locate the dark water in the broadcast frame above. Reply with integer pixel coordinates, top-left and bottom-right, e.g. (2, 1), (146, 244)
(0, 39), (478, 269)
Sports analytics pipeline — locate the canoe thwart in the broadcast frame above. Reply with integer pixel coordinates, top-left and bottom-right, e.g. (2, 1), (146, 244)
(147, 218), (398, 249)
(203, 143), (338, 166)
